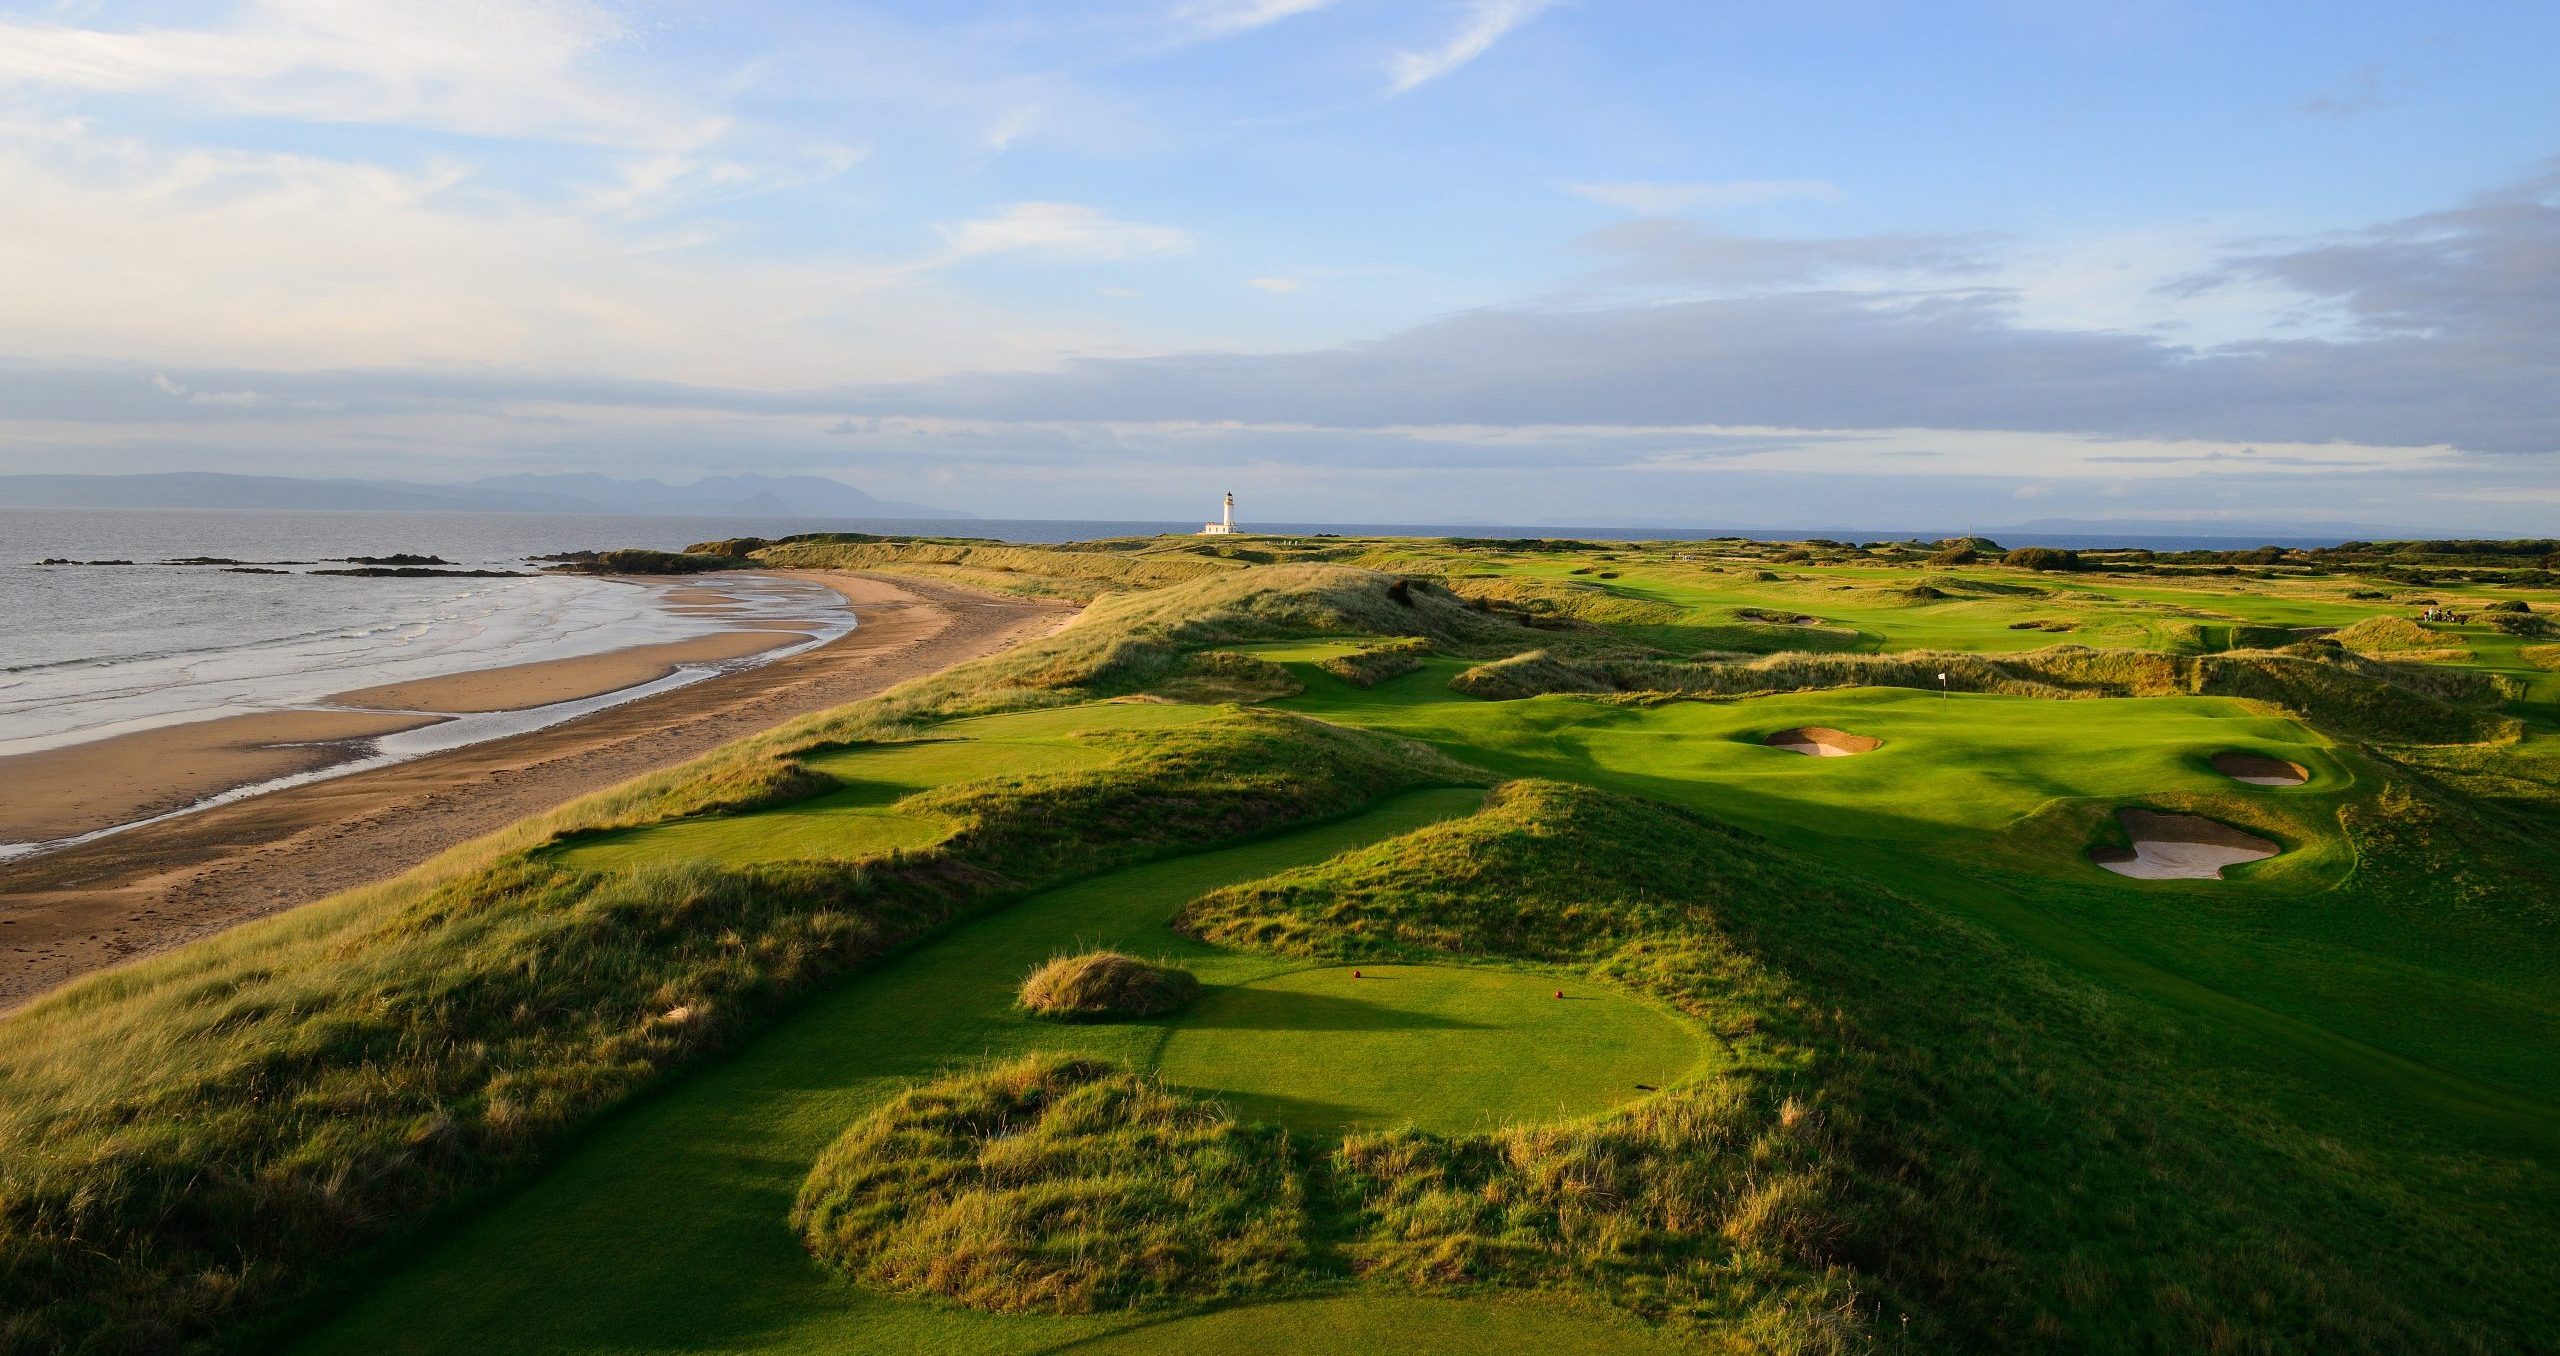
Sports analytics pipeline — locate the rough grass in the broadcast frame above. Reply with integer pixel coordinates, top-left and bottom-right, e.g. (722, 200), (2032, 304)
(2334, 615), (2458, 656)
(1447, 642), (2520, 745)
(793, 1055), (1302, 1314)
(1316, 637), (1434, 688)
(749, 538), (1236, 601)
(1178, 779), (2511, 1353)
(1018, 951), (1201, 1020)
(0, 708), (1460, 1352)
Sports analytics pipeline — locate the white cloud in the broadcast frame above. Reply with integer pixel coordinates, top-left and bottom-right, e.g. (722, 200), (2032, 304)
(0, 121), (1176, 385)
(983, 106), (1041, 152)
(1246, 276), (1305, 293)
(0, 0), (686, 146)
(1174, 0), (1344, 39)
(934, 202), (1194, 264)
(1387, 0), (1556, 95)
(1565, 179), (1843, 215)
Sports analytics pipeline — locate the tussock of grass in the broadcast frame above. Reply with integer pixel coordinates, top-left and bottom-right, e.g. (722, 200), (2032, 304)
(1017, 951), (1200, 1020)
(1316, 637), (1433, 687)
(1152, 649), (1304, 703)
(2334, 615), (2461, 656)
(793, 1055), (1302, 1313)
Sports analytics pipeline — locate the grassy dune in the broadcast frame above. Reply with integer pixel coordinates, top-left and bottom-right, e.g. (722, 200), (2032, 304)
(291, 788), (1494, 1356)
(2, 534), (2555, 1353)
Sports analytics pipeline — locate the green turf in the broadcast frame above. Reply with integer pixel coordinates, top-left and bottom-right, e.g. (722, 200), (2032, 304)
(1065, 1295), (1682, 1355)
(290, 787), (1710, 1356)
(1155, 962), (1704, 1135)
(1232, 656), (2560, 1132)
(1279, 679), (2348, 874)
(551, 703), (1222, 872)
(19, 537), (2560, 1352)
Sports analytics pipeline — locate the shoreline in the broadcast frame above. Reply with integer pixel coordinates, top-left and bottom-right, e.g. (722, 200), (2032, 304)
(0, 574), (850, 851)
(0, 571), (1076, 1011)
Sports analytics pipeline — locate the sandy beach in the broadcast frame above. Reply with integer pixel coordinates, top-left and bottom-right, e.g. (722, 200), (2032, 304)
(0, 572), (1074, 1010)
(330, 627), (813, 715)
(0, 572), (850, 846)
(0, 709), (452, 844)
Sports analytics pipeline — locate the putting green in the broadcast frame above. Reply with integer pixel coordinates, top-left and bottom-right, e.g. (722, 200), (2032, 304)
(1068, 1295), (1682, 1355)
(1157, 963), (1705, 1134)
(1277, 681), (2343, 858)
(552, 703), (1221, 872)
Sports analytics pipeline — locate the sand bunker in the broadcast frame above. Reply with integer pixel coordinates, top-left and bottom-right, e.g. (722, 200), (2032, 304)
(1765, 726), (1881, 757)
(2211, 752), (2309, 787)
(2091, 809), (2278, 880)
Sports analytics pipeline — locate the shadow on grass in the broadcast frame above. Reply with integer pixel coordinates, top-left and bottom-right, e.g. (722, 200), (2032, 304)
(1175, 986), (1493, 1033)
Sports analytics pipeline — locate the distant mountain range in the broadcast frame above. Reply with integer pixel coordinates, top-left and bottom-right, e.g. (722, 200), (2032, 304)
(0, 472), (971, 519)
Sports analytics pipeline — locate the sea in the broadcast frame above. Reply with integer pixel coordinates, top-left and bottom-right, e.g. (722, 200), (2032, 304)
(1, 505), (2348, 768)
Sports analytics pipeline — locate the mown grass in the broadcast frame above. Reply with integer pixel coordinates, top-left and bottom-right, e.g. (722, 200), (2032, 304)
(1154, 962), (1704, 1135)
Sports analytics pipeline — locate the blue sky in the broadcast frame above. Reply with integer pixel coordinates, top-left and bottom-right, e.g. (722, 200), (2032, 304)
(0, 0), (2555, 531)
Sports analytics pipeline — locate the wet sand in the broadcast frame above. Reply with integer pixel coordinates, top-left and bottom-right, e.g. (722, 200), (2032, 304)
(1, 577), (838, 845)
(0, 572), (1075, 1011)
(331, 628), (812, 715)
(0, 710), (451, 844)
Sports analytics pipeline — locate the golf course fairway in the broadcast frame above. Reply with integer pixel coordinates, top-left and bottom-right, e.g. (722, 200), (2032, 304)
(551, 702), (1219, 872)
(288, 785), (1705, 1355)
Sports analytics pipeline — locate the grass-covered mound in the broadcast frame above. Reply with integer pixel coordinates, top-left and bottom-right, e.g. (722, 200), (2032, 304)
(2334, 614), (2463, 657)
(1019, 951), (1201, 1020)
(1316, 637), (1434, 688)
(793, 1055), (1301, 1314)
(1175, 779), (2513, 1351)
(0, 705), (1462, 1351)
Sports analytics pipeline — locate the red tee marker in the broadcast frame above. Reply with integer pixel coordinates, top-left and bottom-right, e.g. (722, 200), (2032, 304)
(1554, 989), (1565, 1000)
(1352, 969), (1362, 980)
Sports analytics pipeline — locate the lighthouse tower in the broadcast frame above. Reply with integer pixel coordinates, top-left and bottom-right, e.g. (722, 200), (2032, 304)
(1198, 492), (1238, 535)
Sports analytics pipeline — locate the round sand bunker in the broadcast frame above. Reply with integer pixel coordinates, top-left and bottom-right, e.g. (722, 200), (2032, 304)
(1765, 727), (1881, 757)
(2090, 809), (2278, 880)
(2211, 751), (2309, 787)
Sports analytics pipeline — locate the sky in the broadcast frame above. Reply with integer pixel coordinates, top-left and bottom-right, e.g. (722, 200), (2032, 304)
(0, 0), (2556, 533)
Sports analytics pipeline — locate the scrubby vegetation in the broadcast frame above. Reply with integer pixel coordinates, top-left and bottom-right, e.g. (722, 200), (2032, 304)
(1018, 951), (1201, 1020)
(2001, 545), (2082, 571)
(794, 1055), (1300, 1313)
(1316, 637), (1435, 687)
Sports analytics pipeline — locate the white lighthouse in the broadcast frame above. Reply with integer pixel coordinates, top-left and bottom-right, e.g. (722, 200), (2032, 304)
(1198, 492), (1238, 535)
